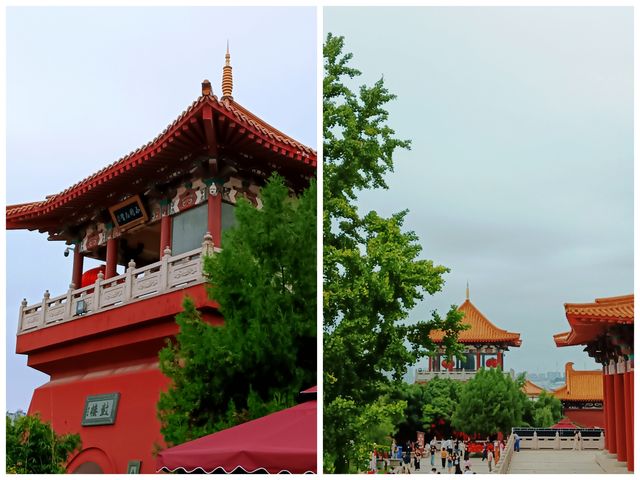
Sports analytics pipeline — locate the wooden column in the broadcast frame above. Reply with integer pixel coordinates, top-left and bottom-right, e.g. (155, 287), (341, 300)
(624, 368), (633, 471)
(498, 350), (504, 369)
(606, 371), (617, 454)
(105, 237), (118, 279)
(614, 367), (626, 462)
(476, 350), (481, 370)
(159, 213), (172, 257)
(602, 367), (609, 451)
(72, 245), (84, 289)
(208, 190), (222, 248)
(628, 369), (634, 471)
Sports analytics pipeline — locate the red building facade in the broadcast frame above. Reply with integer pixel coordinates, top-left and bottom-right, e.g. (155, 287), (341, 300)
(8, 52), (316, 473)
(551, 362), (604, 428)
(554, 294), (633, 472)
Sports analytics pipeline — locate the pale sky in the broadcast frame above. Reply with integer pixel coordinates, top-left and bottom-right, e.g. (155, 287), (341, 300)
(324, 7), (633, 377)
(5, 7), (316, 412)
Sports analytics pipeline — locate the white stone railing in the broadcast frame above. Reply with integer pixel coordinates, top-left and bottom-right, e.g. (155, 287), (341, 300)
(415, 370), (478, 382)
(517, 431), (604, 450)
(18, 235), (219, 335)
(495, 433), (515, 474)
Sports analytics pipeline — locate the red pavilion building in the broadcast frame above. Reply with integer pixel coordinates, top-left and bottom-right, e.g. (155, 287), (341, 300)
(416, 287), (522, 383)
(554, 294), (633, 472)
(550, 362), (604, 428)
(7, 51), (316, 474)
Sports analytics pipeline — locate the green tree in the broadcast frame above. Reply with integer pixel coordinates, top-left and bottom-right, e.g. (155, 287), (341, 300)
(158, 175), (316, 447)
(323, 33), (467, 473)
(6, 412), (81, 474)
(451, 368), (527, 437)
(527, 391), (563, 427)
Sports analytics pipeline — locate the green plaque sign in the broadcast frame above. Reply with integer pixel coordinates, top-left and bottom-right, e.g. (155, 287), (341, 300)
(127, 460), (141, 474)
(81, 393), (120, 426)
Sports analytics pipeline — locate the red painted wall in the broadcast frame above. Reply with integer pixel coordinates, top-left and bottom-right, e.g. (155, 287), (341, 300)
(564, 409), (604, 429)
(19, 284), (224, 474)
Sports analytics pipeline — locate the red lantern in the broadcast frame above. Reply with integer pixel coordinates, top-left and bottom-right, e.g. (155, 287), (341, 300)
(439, 419), (445, 425)
(431, 424), (436, 428)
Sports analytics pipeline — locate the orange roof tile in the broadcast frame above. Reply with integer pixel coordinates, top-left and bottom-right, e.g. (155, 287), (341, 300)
(522, 379), (545, 397)
(551, 362), (603, 402)
(564, 294), (634, 322)
(554, 294), (633, 347)
(429, 299), (522, 346)
(7, 93), (316, 230)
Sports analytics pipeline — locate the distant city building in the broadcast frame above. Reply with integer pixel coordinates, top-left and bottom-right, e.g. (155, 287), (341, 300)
(415, 286), (521, 383)
(554, 294), (633, 472)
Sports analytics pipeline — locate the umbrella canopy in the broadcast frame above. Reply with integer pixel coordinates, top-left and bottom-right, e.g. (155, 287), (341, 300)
(156, 399), (316, 474)
(551, 417), (580, 429)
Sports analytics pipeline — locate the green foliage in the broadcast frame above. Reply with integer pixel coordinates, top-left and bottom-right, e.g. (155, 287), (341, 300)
(158, 175), (316, 447)
(527, 391), (563, 428)
(390, 378), (462, 442)
(451, 368), (527, 436)
(6, 412), (81, 474)
(323, 33), (466, 473)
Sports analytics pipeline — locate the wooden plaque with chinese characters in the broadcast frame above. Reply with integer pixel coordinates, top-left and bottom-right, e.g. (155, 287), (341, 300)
(81, 393), (120, 426)
(108, 195), (148, 231)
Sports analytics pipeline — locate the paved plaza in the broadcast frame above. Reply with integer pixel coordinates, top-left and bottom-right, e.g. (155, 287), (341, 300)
(508, 450), (606, 474)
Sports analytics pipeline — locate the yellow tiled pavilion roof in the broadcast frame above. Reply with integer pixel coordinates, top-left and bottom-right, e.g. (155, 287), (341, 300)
(522, 379), (545, 397)
(429, 299), (522, 346)
(552, 362), (603, 402)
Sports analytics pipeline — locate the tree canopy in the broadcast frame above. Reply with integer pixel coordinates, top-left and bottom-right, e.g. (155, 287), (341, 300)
(6, 412), (81, 474)
(158, 174), (316, 447)
(451, 368), (528, 436)
(323, 33), (466, 473)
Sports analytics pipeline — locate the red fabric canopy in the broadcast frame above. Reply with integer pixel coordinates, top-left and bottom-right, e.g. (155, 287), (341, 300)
(156, 399), (317, 474)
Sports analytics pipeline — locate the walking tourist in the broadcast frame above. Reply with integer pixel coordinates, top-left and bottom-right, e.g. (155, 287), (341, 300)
(430, 444), (436, 466)
(464, 456), (472, 471)
(454, 453), (462, 474)
(514, 433), (521, 452)
(441, 447), (447, 470)
(500, 439), (505, 459)
(402, 448), (412, 474)
(414, 449), (421, 471)
(447, 452), (454, 474)
(487, 448), (494, 473)
(481, 443), (488, 462)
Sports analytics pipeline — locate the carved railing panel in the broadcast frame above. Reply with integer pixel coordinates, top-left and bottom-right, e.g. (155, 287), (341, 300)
(17, 237), (220, 335)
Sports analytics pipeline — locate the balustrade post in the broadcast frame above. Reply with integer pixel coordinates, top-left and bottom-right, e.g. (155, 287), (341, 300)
(554, 431), (560, 450)
(18, 298), (27, 334)
(95, 272), (104, 310)
(533, 431), (538, 450)
(124, 259), (136, 301)
(599, 431), (604, 450)
(65, 284), (75, 320)
(40, 290), (50, 327)
(160, 247), (171, 291)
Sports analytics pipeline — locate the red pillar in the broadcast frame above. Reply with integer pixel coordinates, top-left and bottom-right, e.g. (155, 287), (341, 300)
(602, 369), (609, 450)
(105, 237), (118, 279)
(72, 246), (84, 289)
(159, 214), (172, 256)
(614, 371), (626, 462)
(624, 369), (633, 471)
(498, 351), (503, 369)
(476, 351), (481, 370)
(208, 192), (222, 248)
(606, 372), (617, 454)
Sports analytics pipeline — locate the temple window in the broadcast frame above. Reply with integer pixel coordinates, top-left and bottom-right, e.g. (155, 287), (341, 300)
(221, 202), (237, 233)
(171, 203), (208, 256)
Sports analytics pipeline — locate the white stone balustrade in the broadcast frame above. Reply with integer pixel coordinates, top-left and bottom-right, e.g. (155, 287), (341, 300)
(18, 236), (219, 335)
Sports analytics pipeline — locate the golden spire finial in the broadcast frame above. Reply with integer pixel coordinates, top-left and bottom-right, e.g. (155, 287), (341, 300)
(466, 281), (470, 300)
(221, 41), (233, 99)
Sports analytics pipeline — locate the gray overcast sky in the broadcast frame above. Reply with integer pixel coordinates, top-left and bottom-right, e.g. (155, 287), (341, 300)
(325, 7), (633, 377)
(5, 7), (316, 412)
